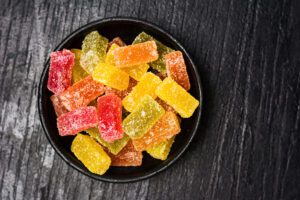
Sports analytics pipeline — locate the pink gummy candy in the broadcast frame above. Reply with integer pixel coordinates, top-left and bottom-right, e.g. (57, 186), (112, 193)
(97, 94), (123, 142)
(57, 106), (98, 136)
(47, 49), (75, 94)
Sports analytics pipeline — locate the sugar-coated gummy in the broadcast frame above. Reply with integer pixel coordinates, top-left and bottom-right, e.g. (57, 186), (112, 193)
(82, 31), (108, 62)
(50, 95), (68, 117)
(71, 133), (111, 175)
(70, 49), (88, 83)
(107, 37), (126, 50)
(86, 128), (129, 155)
(156, 98), (176, 113)
(123, 95), (165, 139)
(155, 77), (199, 118)
(57, 106), (98, 136)
(97, 94), (123, 142)
(47, 49), (75, 94)
(58, 76), (104, 111)
(165, 51), (190, 91)
(132, 111), (180, 151)
(113, 41), (158, 68)
(104, 78), (137, 100)
(80, 50), (100, 74)
(106, 141), (143, 167)
(133, 32), (173, 73)
(92, 62), (129, 91)
(122, 72), (162, 112)
(146, 136), (175, 160)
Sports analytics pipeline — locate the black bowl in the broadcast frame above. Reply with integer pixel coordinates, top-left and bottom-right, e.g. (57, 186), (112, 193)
(38, 17), (203, 183)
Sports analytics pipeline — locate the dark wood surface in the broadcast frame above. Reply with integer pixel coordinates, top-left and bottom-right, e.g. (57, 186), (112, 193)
(0, 0), (299, 199)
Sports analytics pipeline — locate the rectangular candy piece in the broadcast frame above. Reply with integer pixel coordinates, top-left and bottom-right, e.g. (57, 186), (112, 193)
(50, 95), (68, 117)
(97, 94), (123, 142)
(86, 128), (129, 155)
(47, 49), (75, 94)
(105, 78), (137, 100)
(107, 37), (126, 50)
(82, 31), (108, 62)
(165, 51), (191, 91)
(57, 106), (98, 136)
(70, 49), (88, 84)
(58, 76), (104, 111)
(71, 133), (111, 175)
(106, 141), (143, 167)
(113, 41), (158, 68)
(92, 62), (129, 91)
(122, 72), (162, 112)
(146, 136), (175, 160)
(80, 50), (100, 74)
(132, 111), (180, 151)
(123, 95), (165, 139)
(133, 32), (173, 73)
(156, 77), (199, 118)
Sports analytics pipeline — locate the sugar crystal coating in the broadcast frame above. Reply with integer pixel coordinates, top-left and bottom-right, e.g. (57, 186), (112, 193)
(71, 133), (111, 175)
(156, 77), (199, 118)
(47, 49), (74, 94)
(82, 31), (108, 62)
(165, 51), (190, 90)
(50, 95), (68, 117)
(123, 95), (165, 139)
(93, 62), (129, 90)
(113, 41), (158, 68)
(57, 106), (98, 136)
(122, 72), (162, 112)
(133, 32), (173, 73)
(132, 111), (180, 151)
(80, 50), (100, 74)
(70, 49), (88, 83)
(97, 94), (123, 142)
(146, 136), (175, 160)
(58, 76), (104, 111)
(86, 128), (129, 155)
(106, 141), (143, 166)
(105, 78), (137, 100)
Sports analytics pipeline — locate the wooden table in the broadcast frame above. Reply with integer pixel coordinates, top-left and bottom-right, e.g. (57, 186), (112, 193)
(0, 0), (299, 199)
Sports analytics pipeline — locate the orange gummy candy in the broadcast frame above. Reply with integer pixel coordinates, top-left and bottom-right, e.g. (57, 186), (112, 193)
(50, 95), (68, 117)
(108, 37), (126, 50)
(58, 76), (104, 111)
(165, 51), (190, 91)
(132, 111), (181, 151)
(106, 141), (143, 167)
(113, 41), (158, 68)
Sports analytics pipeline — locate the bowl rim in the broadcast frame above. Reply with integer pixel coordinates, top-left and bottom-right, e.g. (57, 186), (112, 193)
(38, 17), (203, 183)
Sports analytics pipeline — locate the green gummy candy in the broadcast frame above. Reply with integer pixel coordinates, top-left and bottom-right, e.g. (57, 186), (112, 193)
(82, 31), (108, 62)
(123, 95), (165, 139)
(132, 32), (173, 73)
(85, 128), (129, 155)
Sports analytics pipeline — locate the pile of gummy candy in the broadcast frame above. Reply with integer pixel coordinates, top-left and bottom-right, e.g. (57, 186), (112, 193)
(48, 31), (199, 175)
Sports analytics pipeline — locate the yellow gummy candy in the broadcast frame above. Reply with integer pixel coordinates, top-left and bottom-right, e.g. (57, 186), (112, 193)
(106, 44), (149, 81)
(85, 128), (129, 155)
(146, 136), (175, 160)
(92, 62), (129, 91)
(122, 72), (162, 112)
(155, 77), (199, 118)
(70, 49), (88, 83)
(71, 133), (111, 175)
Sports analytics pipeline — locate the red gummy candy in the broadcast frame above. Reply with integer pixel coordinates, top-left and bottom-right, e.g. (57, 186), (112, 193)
(97, 94), (123, 142)
(57, 106), (98, 136)
(47, 49), (75, 94)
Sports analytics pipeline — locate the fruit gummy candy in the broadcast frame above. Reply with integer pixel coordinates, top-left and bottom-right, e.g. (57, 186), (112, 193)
(50, 95), (68, 117)
(47, 49), (74, 94)
(106, 141), (143, 167)
(57, 106), (98, 136)
(70, 49), (88, 83)
(132, 111), (180, 151)
(71, 133), (111, 175)
(146, 136), (175, 160)
(85, 128), (129, 155)
(133, 32), (173, 73)
(165, 51), (190, 91)
(107, 37), (126, 50)
(113, 41), (158, 68)
(104, 78), (137, 100)
(97, 94), (123, 142)
(156, 77), (199, 118)
(123, 95), (165, 139)
(58, 76), (104, 111)
(122, 72), (162, 112)
(80, 50), (101, 74)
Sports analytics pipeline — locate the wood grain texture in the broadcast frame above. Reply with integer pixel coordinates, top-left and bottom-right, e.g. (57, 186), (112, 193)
(0, 0), (299, 199)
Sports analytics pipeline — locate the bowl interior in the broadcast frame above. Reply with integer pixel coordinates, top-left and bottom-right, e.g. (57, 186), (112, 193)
(39, 18), (202, 182)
